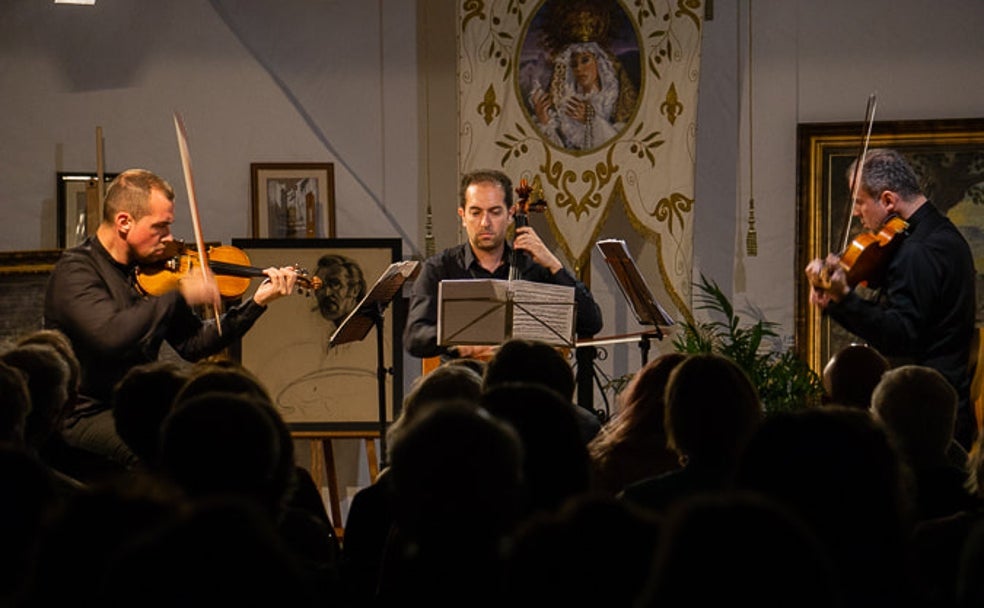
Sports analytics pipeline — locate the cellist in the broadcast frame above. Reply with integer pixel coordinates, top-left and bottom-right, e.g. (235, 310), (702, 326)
(43, 168), (300, 468)
(805, 149), (977, 447)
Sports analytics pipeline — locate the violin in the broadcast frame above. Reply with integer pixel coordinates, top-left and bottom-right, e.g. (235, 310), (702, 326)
(135, 240), (322, 299)
(509, 178), (547, 281)
(809, 93), (907, 292)
(813, 215), (909, 290)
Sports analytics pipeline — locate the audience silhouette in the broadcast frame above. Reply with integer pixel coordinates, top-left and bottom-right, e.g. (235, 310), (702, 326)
(620, 353), (763, 514)
(822, 342), (889, 409)
(481, 382), (592, 517)
(636, 491), (843, 607)
(588, 352), (685, 495)
(483, 338), (602, 443)
(872, 365), (981, 521)
(342, 361), (484, 607)
(377, 400), (523, 606)
(8, 328), (983, 606)
(734, 406), (915, 608)
(111, 360), (189, 470)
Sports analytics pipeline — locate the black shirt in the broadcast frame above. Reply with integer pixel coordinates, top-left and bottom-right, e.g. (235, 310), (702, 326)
(43, 236), (267, 412)
(827, 202), (976, 407)
(403, 242), (603, 358)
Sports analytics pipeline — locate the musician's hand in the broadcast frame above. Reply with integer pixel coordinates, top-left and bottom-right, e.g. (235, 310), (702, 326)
(453, 345), (497, 361)
(179, 267), (221, 307)
(513, 226), (562, 274)
(805, 256), (848, 309)
(253, 266), (299, 306)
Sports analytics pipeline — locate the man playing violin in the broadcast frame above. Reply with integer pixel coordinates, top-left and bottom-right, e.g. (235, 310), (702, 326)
(403, 169), (603, 361)
(43, 168), (300, 468)
(805, 149), (977, 447)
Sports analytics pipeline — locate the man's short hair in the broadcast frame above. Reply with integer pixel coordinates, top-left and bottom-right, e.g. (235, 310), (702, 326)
(103, 169), (175, 222)
(459, 169), (513, 209)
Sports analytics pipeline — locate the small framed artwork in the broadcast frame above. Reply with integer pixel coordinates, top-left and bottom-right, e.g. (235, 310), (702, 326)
(795, 118), (984, 373)
(250, 163), (335, 239)
(231, 238), (404, 432)
(56, 172), (117, 248)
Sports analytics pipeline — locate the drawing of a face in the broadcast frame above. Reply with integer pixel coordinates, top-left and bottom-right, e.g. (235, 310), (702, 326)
(313, 255), (366, 323)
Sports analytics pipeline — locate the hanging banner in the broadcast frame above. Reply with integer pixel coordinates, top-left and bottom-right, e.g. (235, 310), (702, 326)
(459, 0), (703, 317)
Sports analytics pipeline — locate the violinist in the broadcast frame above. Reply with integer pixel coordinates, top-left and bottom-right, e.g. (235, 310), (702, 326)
(43, 168), (299, 467)
(805, 149), (977, 447)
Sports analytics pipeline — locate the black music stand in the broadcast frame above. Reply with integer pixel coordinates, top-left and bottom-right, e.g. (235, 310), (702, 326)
(596, 239), (674, 364)
(329, 260), (420, 464)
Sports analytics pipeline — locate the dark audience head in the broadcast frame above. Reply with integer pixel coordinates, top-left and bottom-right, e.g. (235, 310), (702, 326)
(1, 343), (72, 449)
(822, 343), (889, 409)
(504, 494), (662, 607)
(0, 360), (31, 445)
(387, 362), (483, 448)
(177, 360), (272, 404)
(636, 491), (841, 607)
(735, 406), (910, 605)
(24, 475), (184, 606)
(481, 382), (591, 514)
(387, 400), (524, 545)
(871, 364), (957, 467)
(159, 391), (292, 519)
(483, 338), (575, 401)
(664, 353), (762, 467)
(16, 329), (81, 409)
(112, 361), (189, 468)
(101, 497), (314, 606)
(590, 352), (686, 453)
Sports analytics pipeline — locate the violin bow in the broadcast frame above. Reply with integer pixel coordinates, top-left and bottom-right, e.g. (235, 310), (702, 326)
(173, 112), (223, 335)
(840, 93), (878, 253)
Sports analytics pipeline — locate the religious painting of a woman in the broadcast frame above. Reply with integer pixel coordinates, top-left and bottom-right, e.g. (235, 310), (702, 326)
(519, 0), (641, 152)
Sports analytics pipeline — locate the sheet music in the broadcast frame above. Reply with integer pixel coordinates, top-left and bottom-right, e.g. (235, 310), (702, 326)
(438, 279), (575, 347)
(508, 280), (575, 345)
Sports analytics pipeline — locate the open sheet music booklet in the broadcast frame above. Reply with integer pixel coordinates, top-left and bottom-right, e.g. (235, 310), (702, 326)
(437, 279), (575, 347)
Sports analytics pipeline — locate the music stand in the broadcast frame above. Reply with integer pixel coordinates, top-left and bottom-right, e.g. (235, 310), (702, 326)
(595, 239), (674, 364)
(330, 259), (420, 464)
(437, 278), (576, 348)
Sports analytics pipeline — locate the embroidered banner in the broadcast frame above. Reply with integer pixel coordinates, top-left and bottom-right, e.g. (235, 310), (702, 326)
(459, 0), (703, 317)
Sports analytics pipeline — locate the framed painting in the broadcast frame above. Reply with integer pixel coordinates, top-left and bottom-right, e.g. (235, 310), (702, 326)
(231, 238), (404, 431)
(56, 172), (117, 248)
(250, 163), (335, 239)
(795, 118), (984, 373)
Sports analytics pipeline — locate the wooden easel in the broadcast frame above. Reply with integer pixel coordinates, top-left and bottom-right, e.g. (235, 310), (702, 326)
(292, 430), (381, 540)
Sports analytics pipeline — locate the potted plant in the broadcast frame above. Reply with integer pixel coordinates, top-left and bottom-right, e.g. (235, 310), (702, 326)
(671, 275), (823, 413)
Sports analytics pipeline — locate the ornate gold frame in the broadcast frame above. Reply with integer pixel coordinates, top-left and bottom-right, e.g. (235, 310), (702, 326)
(795, 117), (984, 373)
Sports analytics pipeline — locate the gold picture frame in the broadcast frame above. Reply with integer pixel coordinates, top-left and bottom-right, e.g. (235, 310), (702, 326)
(795, 118), (984, 373)
(250, 163), (335, 239)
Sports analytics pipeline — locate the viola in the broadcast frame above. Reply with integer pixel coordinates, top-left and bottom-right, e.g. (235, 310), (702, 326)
(135, 241), (322, 299)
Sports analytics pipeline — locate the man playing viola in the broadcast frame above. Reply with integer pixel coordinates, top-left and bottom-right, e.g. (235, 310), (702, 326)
(44, 168), (299, 468)
(403, 169), (602, 361)
(806, 149), (977, 447)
